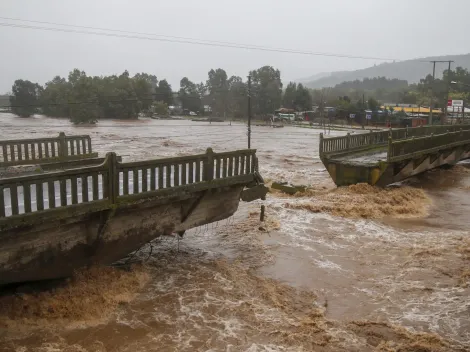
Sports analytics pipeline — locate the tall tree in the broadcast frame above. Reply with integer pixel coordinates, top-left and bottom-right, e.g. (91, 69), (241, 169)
(249, 66), (282, 115)
(157, 79), (173, 105)
(283, 82), (312, 111)
(41, 76), (70, 117)
(282, 82), (297, 109)
(227, 76), (247, 118)
(133, 73), (157, 112)
(179, 77), (201, 112)
(206, 68), (229, 116)
(10, 80), (43, 117)
(67, 69), (100, 124)
(294, 83), (312, 111)
(97, 70), (140, 119)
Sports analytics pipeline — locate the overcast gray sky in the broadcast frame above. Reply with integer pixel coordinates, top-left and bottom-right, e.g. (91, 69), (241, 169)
(0, 0), (469, 93)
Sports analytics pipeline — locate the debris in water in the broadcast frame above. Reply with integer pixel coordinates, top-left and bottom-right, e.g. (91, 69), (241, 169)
(0, 265), (149, 326)
(285, 183), (430, 219)
(271, 181), (307, 195)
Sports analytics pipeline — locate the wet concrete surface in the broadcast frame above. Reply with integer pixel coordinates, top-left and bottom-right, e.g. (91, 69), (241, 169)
(333, 149), (388, 165)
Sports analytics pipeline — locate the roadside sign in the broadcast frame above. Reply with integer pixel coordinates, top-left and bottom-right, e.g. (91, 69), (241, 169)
(349, 114), (356, 119)
(447, 99), (452, 107)
(451, 100), (464, 107)
(366, 114), (372, 120)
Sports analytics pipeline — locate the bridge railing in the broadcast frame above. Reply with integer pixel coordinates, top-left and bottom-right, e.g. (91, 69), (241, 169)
(388, 129), (470, 162)
(0, 162), (109, 217)
(320, 130), (390, 156)
(116, 148), (257, 202)
(320, 124), (470, 158)
(404, 125), (470, 138)
(0, 148), (258, 218)
(0, 132), (96, 167)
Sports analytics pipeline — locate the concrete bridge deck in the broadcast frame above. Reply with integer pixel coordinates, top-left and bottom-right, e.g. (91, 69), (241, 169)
(0, 137), (267, 285)
(320, 124), (470, 186)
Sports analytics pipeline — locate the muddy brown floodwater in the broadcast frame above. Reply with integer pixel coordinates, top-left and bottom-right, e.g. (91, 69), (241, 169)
(0, 113), (469, 352)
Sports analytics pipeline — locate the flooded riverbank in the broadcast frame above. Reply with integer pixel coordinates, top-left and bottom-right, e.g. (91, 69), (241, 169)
(0, 113), (469, 351)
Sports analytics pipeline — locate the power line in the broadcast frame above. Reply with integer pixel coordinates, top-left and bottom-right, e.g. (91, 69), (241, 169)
(0, 16), (328, 52)
(0, 21), (398, 61)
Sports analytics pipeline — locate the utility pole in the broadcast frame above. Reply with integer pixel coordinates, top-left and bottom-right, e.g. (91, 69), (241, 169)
(429, 60), (454, 125)
(362, 93), (365, 129)
(445, 60), (454, 123)
(462, 102), (465, 123)
(429, 61), (436, 125)
(247, 75), (252, 149)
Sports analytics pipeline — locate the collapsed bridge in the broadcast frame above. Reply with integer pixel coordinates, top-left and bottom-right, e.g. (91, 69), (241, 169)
(320, 124), (470, 186)
(0, 133), (267, 285)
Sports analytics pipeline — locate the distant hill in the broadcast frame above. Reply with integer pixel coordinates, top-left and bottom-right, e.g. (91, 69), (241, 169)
(303, 53), (470, 89)
(296, 71), (333, 83)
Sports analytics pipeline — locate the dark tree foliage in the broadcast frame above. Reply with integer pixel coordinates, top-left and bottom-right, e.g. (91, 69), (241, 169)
(10, 80), (42, 117)
(249, 66), (283, 116)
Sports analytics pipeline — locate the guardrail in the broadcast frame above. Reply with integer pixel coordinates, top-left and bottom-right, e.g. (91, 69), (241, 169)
(388, 129), (470, 162)
(320, 124), (470, 157)
(320, 130), (390, 156)
(0, 132), (95, 167)
(0, 148), (258, 219)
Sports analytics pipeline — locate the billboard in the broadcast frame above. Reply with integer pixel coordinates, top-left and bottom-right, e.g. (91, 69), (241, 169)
(448, 99), (464, 107)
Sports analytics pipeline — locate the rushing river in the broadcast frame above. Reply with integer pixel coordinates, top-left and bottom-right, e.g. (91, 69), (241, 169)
(0, 113), (469, 352)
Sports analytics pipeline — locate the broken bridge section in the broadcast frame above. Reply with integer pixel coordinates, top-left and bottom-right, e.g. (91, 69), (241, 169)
(319, 124), (470, 186)
(0, 146), (268, 285)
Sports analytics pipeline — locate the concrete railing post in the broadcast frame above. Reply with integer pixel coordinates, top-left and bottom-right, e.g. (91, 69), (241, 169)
(319, 133), (324, 157)
(87, 136), (92, 154)
(204, 148), (214, 181)
(369, 130), (373, 144)
(58, 132), (67, 160)
(105, 152), (118, 204)
(346, 133), (351, 150)
(387, 136), (392, 161)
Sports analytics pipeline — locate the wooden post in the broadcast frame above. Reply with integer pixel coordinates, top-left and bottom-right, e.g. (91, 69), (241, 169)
(58, 132), (67, 160)
(204, 148), (214, 181)
(260, 205), (265, 222)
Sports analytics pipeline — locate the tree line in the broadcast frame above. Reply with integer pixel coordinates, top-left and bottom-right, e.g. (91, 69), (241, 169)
(9, 70), (174, 123)
(10, 66), (468, 124)
(311, 67), (470, 116)
(8, 66), (313, 123)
